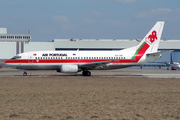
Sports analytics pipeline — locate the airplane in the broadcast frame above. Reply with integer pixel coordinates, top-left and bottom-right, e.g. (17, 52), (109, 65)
(147, 52), (180, 70)
(166, 53), (180, 70)
(168, 62), (180, 70)
(5, 21), (172, 76)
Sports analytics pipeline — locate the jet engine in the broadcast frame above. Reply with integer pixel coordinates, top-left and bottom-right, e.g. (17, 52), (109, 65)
(60, 64), (78, 73)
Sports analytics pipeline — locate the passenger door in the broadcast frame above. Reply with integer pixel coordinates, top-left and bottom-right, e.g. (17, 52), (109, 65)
(28, 54), (33, 63)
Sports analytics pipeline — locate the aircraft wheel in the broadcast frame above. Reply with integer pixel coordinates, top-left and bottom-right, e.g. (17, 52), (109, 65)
(82, 71), (91, 76)
(23, 72), (27, 76)
(86, 71), (91, 76)
(82, 71), (87, 76)
(82, 71), (86, 76)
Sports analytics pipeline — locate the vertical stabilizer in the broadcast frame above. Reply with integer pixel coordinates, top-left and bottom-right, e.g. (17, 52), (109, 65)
(137, 21), (165, 53)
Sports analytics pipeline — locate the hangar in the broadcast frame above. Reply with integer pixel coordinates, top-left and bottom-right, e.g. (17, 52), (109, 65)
(0, 28), (180, 64)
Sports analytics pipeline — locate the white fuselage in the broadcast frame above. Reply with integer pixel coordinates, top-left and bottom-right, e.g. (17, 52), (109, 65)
(5, 49), (160, 71)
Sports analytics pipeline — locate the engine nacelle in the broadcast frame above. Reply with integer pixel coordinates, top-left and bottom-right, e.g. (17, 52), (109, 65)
(60, 64), (78, 73)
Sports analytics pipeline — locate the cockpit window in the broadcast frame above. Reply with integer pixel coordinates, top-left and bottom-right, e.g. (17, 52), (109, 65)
(11, 56), (21, 59)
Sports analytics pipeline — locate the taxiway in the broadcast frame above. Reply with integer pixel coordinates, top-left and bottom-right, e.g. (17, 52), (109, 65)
(1, 68), (180, 78)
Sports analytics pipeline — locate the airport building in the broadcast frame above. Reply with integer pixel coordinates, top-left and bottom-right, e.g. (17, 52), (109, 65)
(0, 28), (180, 63)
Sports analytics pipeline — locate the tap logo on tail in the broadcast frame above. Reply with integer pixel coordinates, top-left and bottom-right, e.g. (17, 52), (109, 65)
(145, 30), (157, 45)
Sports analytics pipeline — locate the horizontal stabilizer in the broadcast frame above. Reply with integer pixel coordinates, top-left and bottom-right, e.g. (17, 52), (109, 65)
(146, 50), (173, 56)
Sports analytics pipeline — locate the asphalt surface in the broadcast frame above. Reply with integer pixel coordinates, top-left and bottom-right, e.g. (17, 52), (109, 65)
(1, 68), (180, 78)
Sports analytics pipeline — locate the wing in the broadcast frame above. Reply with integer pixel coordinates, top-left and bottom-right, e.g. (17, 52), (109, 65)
(78, 61), (112, 70)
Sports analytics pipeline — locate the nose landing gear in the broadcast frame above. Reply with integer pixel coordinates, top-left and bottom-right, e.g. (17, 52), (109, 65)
(23, 72), (27, 76)
(17, 69), (27, 76)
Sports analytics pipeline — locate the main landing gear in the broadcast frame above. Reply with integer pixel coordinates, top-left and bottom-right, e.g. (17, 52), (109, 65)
(82, 70), (91, 76)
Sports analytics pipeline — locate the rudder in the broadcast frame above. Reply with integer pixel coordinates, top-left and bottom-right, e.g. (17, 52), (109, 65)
(137, 21), (165, 53)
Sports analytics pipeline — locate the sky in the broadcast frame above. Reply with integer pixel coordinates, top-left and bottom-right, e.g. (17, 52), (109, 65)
(0, 0), (180, 42)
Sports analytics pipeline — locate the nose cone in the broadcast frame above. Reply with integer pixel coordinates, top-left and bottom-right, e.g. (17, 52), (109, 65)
(5, 60), (8, 63)
(5, 59), (10, 63)
(4, 59), (12, 67)
(0, 60), (9, 68)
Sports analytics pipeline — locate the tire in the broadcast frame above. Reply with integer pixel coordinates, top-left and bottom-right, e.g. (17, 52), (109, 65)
(82, 71), (86, 76)
(82, 71), (91, 76)
(23, 72), (27, 76)
(86, 71), (91, 76)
